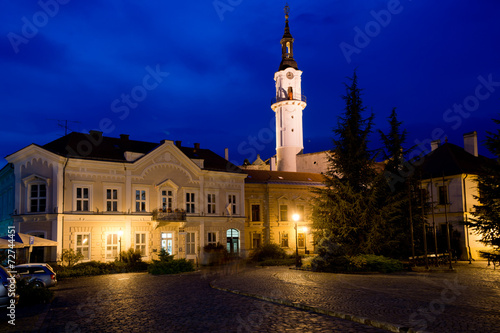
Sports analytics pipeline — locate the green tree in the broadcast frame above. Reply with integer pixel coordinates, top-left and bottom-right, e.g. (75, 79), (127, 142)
(377, 108), (424, 258)
(470, 118), (500, 250)
(312, 71), (384, 255)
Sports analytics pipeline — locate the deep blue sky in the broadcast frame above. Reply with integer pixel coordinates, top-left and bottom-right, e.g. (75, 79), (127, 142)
(1, 0), (500, 168)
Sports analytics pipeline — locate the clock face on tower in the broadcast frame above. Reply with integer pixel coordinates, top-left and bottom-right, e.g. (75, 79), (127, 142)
(286, 72), (294, 79)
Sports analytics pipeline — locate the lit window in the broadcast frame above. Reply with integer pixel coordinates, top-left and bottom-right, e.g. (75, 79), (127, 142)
(76, 234), (90, 260)
(281, 232), (289, 247)
(135, 233), (146, 256)
(106, 234), (118, 260)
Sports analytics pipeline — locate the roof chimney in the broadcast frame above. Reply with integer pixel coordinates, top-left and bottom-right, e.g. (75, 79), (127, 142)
(225, 148), (229, 161)
(120, 134), (129, 140)
(194, 143), (200, 149)
(175, 141), (182, 147)
(464, 131), (478, 157)
(431, 140), (440, 151)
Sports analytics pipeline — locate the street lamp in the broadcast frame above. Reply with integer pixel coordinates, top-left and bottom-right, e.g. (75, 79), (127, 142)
(292, 214), (300, 268)
(303, 226), (308, 255)
(118, 230), (124, 261)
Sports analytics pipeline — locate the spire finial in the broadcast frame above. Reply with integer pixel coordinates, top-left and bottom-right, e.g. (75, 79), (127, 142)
(284, 4), (290, 20)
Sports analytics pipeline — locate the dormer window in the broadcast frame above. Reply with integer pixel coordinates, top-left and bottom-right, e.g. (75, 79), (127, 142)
(30, 184), (46, 213)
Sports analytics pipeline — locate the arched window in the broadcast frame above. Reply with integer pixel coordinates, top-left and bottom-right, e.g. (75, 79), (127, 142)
(288, 87), (293, 100)
(226, 229), (240, 254)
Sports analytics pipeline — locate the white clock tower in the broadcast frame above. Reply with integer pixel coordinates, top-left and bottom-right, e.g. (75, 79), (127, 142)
(271, 5), (306, 172)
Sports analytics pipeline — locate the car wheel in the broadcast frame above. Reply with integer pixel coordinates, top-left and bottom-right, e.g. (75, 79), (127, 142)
(33, 281), (44, 288)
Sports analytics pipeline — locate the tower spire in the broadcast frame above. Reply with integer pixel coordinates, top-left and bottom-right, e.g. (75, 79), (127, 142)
(279, 4), (298, 71)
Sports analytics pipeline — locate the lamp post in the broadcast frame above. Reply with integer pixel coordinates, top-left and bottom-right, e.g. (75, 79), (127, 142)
(292, 214), (300, 268)
(118, 230), (124, 261)
(303, 226), (308, 255)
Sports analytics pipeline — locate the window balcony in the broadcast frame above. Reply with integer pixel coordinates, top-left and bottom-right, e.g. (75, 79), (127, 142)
(271, 93), (307, 105)
(154, 209), (187, 221)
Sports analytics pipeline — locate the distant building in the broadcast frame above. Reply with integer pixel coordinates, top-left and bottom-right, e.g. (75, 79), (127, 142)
(243, 169), (324, 255)
(0, 164), (15, 236)
(5, 131), (246, 263)
(419, 132), (494, 260)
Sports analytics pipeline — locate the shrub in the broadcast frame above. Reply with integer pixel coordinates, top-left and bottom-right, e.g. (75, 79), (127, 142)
(249, 244), (287, 262)
(257, 258), (296, 266)
(148, 259), (195, 275)
(121, 248), (143, 264)
(203, 243), (228, 265)
(311, 236), (349, 272)
(60, 249), (84, 267)
(54, 260), (148, 279)
(157, 248), (175, 262)
(347, 254), (403, 273)
(17, 278), (54, 306)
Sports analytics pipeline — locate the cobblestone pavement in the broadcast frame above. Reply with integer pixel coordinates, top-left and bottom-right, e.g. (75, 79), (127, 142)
(1, 270), (389, 333)
(212, 262), (500, 333)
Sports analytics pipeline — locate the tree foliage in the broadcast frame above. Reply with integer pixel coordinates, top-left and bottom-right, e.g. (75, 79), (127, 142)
(312, 73), (422, 258)
(470, 118), (500, 249)
(312, 72), (385, 255)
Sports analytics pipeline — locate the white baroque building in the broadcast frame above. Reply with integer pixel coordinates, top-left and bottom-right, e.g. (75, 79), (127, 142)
(4, 131), (246, 263)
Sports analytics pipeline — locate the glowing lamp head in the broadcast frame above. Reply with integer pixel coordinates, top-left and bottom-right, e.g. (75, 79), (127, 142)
(292, 214), (300, 222)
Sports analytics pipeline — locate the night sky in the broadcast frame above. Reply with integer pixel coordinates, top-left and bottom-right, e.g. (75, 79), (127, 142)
(1, 1), (500, 169)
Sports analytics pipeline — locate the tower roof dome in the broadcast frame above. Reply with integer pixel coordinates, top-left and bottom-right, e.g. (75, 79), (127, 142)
(279, 5), (298, 71)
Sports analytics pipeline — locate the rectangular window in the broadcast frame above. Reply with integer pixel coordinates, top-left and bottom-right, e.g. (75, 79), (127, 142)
(161, 190), (173, 211)
(135, 233), (146, 256)
(228, 195), (236, 215)
(106, 189), (118, 212)
(106, 233), (118, 260)
(439, 186), (448, 205)
(186, 192), (195, 213)
(298, 233), (305, 248)
(76, 234), (90, 260)
(251, 205), (260, 221)
(280, 205), (288, 221)
(207, 194), (216, 214)
(296, 205), (305, 219)
(135, 190), (147, 212)
(30, 184), (47, 213)
(252, 233), (261, 248)
(207, 232), (217, 246)
(281, 232), (289, 247)
(76, 187), (90, 211)
(186, 232), (196, 254)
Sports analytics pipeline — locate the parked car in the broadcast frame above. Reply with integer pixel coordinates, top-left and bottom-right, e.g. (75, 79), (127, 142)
(15, 263), (57, 288)
(0, 265), (19, 307)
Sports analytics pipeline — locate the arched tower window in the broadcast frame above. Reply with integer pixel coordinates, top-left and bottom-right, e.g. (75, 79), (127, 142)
(288, 87), (293, 100)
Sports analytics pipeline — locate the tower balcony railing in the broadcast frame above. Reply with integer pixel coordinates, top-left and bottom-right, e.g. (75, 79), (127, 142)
(271, 94), (307, 105)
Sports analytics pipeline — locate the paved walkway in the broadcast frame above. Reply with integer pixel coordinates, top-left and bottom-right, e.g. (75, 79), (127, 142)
(210, 262), (500, 333)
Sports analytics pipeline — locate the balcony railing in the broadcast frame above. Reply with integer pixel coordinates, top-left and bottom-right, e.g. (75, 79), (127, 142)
(155, 210), (186, 221)
(271, 94), (307, 105)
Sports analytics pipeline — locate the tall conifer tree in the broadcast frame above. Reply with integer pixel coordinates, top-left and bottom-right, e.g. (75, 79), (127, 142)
(312, 72), (383, 255)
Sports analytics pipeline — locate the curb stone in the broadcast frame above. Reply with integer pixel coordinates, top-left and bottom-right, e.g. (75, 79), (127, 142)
(210, 280), (430, 333)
